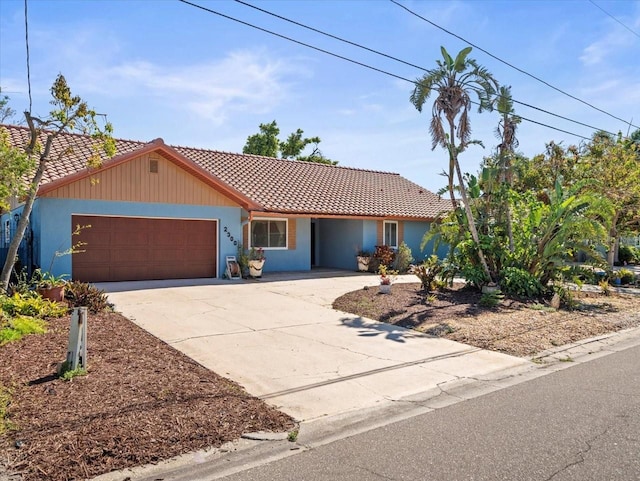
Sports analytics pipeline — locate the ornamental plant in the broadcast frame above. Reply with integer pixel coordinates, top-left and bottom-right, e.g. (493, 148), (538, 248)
(248, 247), (266, 261)
(378, 265), (398, 285)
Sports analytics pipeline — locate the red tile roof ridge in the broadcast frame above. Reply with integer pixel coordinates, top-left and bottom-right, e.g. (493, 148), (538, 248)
(2, 124), (395, 176)
(170, 142), (399, 176)
(1, 123), (151, 147)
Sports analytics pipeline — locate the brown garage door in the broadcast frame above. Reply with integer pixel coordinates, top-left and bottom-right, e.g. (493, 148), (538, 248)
(72, 215), (217, 282)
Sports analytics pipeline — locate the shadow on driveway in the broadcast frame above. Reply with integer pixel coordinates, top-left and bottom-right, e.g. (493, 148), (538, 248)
(340, 316), (425, 343)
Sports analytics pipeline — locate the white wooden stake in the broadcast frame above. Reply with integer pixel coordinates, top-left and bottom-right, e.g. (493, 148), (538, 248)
(66, 307), (87, 370)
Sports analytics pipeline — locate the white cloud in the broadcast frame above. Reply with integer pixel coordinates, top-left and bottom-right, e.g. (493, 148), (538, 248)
(77, 50), (302, 125)
(579, 21), (636, 66)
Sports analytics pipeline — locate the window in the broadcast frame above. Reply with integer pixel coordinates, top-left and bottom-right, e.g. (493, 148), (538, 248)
(384, 221), (398, 248)
(251, 219), (287, 249)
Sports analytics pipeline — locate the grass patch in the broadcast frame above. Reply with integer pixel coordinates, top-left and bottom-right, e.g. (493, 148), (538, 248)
(0, 384), (15, 434)
(58, 361), (88, 381)
(287, 428), (299, 442)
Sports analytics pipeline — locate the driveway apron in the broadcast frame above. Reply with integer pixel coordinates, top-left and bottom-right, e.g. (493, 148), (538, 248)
(101, 273), (531, 422)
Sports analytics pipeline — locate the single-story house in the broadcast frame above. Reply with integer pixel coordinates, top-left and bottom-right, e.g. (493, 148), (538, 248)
(1, 124), (451, 282)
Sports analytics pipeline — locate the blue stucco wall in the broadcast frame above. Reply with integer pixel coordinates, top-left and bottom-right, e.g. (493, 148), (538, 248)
(362, 220), (378, 254)
(403, 221), (448, 262)
(317, 218), (364, 270)
(261, 217), (311, 272)
(32, 198), (242, 279)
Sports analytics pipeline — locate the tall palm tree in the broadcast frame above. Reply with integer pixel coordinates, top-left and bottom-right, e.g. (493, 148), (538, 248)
(495, 86), (520, 252)
(410, 46), (498, 284)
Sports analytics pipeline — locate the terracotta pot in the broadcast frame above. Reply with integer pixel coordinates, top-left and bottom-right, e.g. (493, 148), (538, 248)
(38, 286), (66, 302)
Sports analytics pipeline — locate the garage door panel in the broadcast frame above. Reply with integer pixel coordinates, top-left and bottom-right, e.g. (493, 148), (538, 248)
(72, 215), (217, 282)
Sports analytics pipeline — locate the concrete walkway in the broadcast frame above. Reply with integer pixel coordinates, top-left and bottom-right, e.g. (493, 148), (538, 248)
(100, 271), (532, 423)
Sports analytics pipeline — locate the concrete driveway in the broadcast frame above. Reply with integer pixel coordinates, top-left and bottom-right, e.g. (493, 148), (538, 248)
(100, 271), (532, 423)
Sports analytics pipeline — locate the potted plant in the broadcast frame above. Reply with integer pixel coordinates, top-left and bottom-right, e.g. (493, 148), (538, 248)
(378, 265), (397, 294)
(248, 247), (266, 278)
(33, 269), (68, 302)
(356, 250), (371, 272)
(236, 243), (250, 279)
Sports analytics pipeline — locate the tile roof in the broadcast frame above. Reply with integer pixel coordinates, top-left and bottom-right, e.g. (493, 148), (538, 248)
(2, 124), (452, 220)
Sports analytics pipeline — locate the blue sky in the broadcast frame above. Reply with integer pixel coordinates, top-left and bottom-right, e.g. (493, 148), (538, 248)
(1, 0), (638, 193)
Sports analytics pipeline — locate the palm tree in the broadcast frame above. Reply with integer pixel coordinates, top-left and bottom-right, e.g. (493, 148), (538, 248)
(495, 86), (520, 252)
(410, 46), (498, 284)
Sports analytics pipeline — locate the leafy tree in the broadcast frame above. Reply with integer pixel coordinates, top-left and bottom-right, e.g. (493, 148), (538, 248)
(512, 141), (581, 198)
(0, 129), (34, 214)
(578, 132), (640, 266)
(410, 46), (498, 284)
(0, 88), (16, 123)
(243, 120), (336, 165)
(511, 179), (606, 286)
(242, 120), (280, 158)
(0, 74), (115, 292)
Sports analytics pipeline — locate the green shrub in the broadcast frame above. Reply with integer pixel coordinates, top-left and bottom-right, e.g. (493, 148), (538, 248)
(500, 267), (543, 298)
(393, 242), (414, 273)
(0, 315), (47, 346)
(618, 268), (635, 285)
(461, 263), (489, 290)
(479, 290), (504, 308)
(58, 361), (88, 381)
(564, 265), (603, 285)
(618, 245), (636, 264)
(414, 255), (442, 292)
(0, 293), (67, 318)
(65, 281), (111, 313)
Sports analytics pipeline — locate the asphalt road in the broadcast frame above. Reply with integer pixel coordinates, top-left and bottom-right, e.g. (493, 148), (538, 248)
(221, 344), (640, 481)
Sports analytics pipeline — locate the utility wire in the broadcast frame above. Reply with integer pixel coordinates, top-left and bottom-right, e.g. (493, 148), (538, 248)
(390, 0), (639, 130)
(234, 0), (614, 136)
(178, 0), (412, 83)
(178, 0), (591, 141)
(588, 0), (640, 39)
(24, 0), (32, 112)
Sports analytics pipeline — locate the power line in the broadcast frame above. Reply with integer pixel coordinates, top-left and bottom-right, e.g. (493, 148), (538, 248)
(178, 0), (591, 141)
(588, 0), (640, 39)
(390, 0), (639, 131)
(24, 0), (32, 112)
(234, 0), (615, 136)
(178, 0), (411, 83)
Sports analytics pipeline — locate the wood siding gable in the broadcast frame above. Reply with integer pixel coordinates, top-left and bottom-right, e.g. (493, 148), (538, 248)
(42, 153), (239, 207)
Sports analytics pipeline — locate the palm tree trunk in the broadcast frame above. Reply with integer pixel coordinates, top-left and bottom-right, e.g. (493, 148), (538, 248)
(454, 160), (494, 284)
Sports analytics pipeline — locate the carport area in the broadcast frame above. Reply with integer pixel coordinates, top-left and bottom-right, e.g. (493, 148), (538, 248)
(101, 271), (532, 422)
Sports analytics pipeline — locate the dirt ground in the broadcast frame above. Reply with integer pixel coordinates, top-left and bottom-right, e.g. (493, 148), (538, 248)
(0, 312), (295, 481)
(333, 283), (640, 357)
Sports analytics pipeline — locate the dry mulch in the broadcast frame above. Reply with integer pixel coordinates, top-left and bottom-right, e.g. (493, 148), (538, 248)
(333, 283), (640, 358)
(0, 312), (295, 481)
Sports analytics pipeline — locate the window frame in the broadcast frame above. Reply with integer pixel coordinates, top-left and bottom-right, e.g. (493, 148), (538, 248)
(383, 220), (398, 249)
(250, 217), (288, 250)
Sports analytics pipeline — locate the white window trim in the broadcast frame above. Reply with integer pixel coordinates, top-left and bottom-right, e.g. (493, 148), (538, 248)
(383, 220), (398, 249)
(250, 217), (289, 250)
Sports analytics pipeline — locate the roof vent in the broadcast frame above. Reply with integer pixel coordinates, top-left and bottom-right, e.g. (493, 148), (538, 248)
(150, 159), (159, 174)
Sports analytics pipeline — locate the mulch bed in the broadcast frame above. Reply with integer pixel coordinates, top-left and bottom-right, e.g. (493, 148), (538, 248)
(333, 283), (640, 357)
(0, 312), (295, 481)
